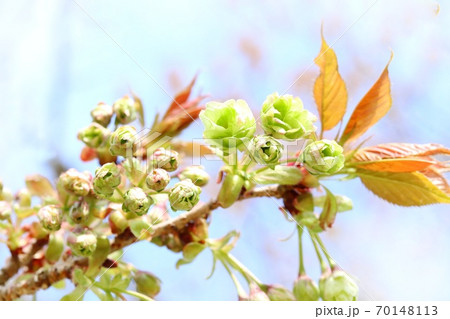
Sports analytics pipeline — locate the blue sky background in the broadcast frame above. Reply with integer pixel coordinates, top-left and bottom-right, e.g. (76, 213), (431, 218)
(0, 0), (449, 300)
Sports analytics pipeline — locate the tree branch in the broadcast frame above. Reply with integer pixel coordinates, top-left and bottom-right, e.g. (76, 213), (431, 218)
(0, 184), (286, 300)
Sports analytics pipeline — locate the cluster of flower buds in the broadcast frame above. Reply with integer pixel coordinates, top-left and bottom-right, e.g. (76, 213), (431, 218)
(319, 268), (359, 301)
(300, 139), (345, 175)
(37, 205), (63, 231)
(178, 166), (209, 187)
(168, 179), (201, 211)
(59, 169), (93, 197)
(261, 93), (317, 140)
(122, 187), (154, 216)
(148, 148), (179, 172)
(248, 135), (283, 166)
(113, 95), (137, 124)
(67, 230), (98, 257)
(200, 99), (256, 150)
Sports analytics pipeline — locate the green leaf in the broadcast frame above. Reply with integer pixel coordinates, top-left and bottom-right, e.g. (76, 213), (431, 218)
(252, 166), (303, 185)
(176, 242), (205, 269)
(357, 169), (450, 206)
(318, 186), (337, 230)
(52, 280), (66, 289)
(86, 236), (110, 277)
(60, 285), (87, 301)
(129, 217), (153, 239)
(110, 274), (131, 291)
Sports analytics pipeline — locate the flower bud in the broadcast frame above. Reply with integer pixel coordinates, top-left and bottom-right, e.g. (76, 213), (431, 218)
(293, 275), (320, 301)
(0, 201), (12, 220)
(217, 172), (244, 208)
(59, 169), (92, 197)
(336, 195), (353, 212)
(108, 209), (128, 234)
(199, 99), (256, 150)
(162, 231), (183, 252)
(146, 168), (170, 192)
(168, 179), (201, 211)
(294, 192), (314, 212)
(134, 271), (161, 298)
(78, 123), (110, 149)
(188, 218), (209, 242)
(113, 95), (137, 124)
(248, 135), (283, 165)
(320, 269), (358, 301)
(16, 188), (32, 207)
(122, 187), (154, 216)
(91, 102), (113, 127)
(67, 231), (98, 257)
(109, 125), (137, 157)
(37, 205), (62, 231)
(135, 271), (161, 298)
(266, 285), (296, 301)
(248, 283), (270, 301)
(178, 166), (209, 187)
(148, 148), (179, 172)
(261, 93), (317, 140)
(69, 200), (90, 224)
(93, 163), (122, 198)
(300, 139), (345, 175)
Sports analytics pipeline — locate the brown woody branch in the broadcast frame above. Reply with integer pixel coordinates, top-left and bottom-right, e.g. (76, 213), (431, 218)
(0, 185), (287, 300)
(0, 238), (48, 285)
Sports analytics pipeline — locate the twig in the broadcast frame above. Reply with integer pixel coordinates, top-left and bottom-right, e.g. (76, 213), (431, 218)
(0, 185), (286, 300)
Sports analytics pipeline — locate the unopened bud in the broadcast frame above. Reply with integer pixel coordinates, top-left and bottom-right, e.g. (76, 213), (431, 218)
(266, 284), (296, 301)
(149, 148), (179, 172)
(93, 163), (122, 198)
(37, 205), (62, 231)
(248, 135), (284, 165)
(68, 231), (97, 257)
(0, 201), (12, 220)
(321, 269), (358, 301)
(16, 188), (32, 207)
(293, 275), (320, 301)
(25, 174), (56, 198)
(109, 125), (137, 157)
(178, 166), (209, 186)
(169, 179), (201, 211)
(122, 187), (154, 216)
(300, 139), (344, 175)
(113, 95), (137, 124)
(69, 200), (90, 224)
(91, 102), (113, 127)
(59, 169), (92, 197)
(162, 231), (183, 252)
(109, 209), (128, 234)
(135, 271), (161, 298)
(248, 283), (270, 301)
(146, 169), (170, 192)
(217, 172), (244, 208)
(78, 123), (110, 149)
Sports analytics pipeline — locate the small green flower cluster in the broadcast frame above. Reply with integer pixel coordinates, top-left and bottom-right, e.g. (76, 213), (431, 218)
(199, 92), (345, 208)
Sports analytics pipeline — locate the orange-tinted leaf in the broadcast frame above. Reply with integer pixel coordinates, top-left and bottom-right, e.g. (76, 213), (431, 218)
(420, 166), (450, 195)
(314, 30), (348, 132)
(340, 54), (393, 144)
(80, 146), (97, 162)
(353, 143), (450, 161)
(164, 75), (197, 119)
(352, 158), (435, 172)
(357, 169), (450, 206)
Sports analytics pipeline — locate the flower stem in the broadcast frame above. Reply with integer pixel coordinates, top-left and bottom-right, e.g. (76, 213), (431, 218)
(113, 288), (154, 301)
(314, 233), (336, 269)
(297, 225), (306, 276)
(220, 258), (247, 299)
(218, 251), (262, 286)
(309, 230), (327, 273)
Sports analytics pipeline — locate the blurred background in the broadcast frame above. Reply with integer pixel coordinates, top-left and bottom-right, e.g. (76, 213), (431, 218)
(0, 0), (449, 300)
